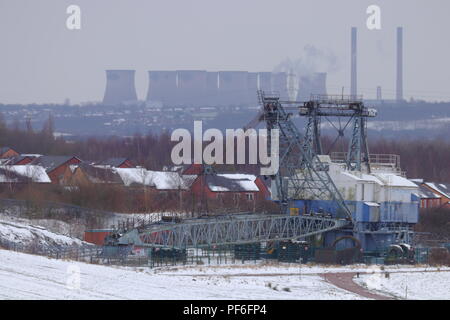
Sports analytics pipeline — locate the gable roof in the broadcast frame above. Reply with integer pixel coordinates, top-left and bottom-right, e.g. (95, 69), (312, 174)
(0, 147), (15, 155)
(97, 158), (133, 167)
(410, 181), (440, 199)
(113, 167), (196, 190)
(114, 168), (155, 187)
(150, 171), (197, 190)
(75, 163), (123, 184)
(30, 156), (81, 173)
(424, 182), (450, 199)
(0, 165), (51, 183)
(5, 154), (41, 165)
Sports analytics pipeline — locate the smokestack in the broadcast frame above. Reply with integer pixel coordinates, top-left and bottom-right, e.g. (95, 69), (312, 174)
(103, 70), (137, 105)
(396, 27), (403, 102)
(351, 27), (357, 98)
(377, 86), (382, 101)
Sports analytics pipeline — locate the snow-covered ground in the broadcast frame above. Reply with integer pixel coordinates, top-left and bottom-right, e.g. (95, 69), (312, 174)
(355, 270), (450, 300)
(0, 249), (449, 300)
(0, 249), (359, 300)
(156, 262), (449, 276)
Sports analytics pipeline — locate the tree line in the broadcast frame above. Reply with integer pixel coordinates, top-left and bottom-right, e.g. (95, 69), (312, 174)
(0, 113), (449, 182)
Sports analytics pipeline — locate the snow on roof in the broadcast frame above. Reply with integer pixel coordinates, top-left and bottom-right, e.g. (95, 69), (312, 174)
(0, 165), (51, 183)
(30, 156), (80, 173)
(207, 174), (259, 192)
(373, 173), (418, 188)
(149, 171), (197, 190)
(97, 157), (133, 167)
(112, 168), (196, 190)
(425, 182), (450, 199)
(364, 202), (380, 207)
(341, 171), (383, 185)
(114, 168), (155, 187)
(410, 181), (441, 199)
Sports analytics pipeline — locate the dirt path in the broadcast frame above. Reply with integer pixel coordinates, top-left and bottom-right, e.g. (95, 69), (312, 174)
(320, 272), (395, 300)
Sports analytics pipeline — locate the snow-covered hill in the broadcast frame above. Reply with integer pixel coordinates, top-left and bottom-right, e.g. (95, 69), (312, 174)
(0, 218), (85, 248)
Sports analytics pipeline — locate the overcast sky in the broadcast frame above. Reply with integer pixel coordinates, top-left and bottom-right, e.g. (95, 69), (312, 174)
(0, 0), (450, 104)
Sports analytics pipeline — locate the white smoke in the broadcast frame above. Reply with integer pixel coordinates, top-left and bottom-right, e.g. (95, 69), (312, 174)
(273, 45), (339, 76)
(273, 45), (340, 100)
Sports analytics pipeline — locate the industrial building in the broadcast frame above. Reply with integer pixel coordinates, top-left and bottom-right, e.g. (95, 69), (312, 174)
(350, 27), (404, 102)
(396, 27), (404, 102)
(280, 157), (419, 251)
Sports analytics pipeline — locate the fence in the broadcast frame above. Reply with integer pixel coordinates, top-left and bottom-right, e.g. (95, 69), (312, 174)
(2, 234), (447, 268)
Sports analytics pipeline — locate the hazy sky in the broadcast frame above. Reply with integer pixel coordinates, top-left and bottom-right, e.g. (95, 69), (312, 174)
(1, 0), (450, 104)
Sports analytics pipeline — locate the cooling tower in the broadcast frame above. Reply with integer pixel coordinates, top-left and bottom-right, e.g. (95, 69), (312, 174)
(103, 70), (138, 105)
(396, 27), (403, 102)
(205, 72), (219, 105)
(176, 70), (207, 105)
(146, 71), (178, 105)
(258, 72), (272, 92)
(351, 27), (357, 98)
(272, 72), (289, 100)
(297, 72), (327, 101)
(218, 71), (249, 106)
(247, 72), (258, 105)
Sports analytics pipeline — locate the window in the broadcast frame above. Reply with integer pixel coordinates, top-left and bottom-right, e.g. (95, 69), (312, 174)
(246, 193), (254, 201)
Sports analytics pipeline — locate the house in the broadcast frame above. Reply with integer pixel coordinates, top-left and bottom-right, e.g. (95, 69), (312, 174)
(63, 164), (196, 191)
(0, 147), (19, 159)
(96, 157), (135, 168)
(114, 168), (196, 191)
(183, 164), (270, 204)
(410, 179), (441, 209)
(0, 165), (51, 184)
(422, 182), (450, 209)
(62, 162), (124, 186)
(183, 163), (203, 175)
(190, 173), (270, 204)
(30, 156), (82, 184)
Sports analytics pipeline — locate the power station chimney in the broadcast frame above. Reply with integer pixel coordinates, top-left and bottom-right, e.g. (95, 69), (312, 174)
(103, 70), (138, 105)
(351, 27), (357, 98)
(396, 27), (404, 102)
(377, 86), (382, 101)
